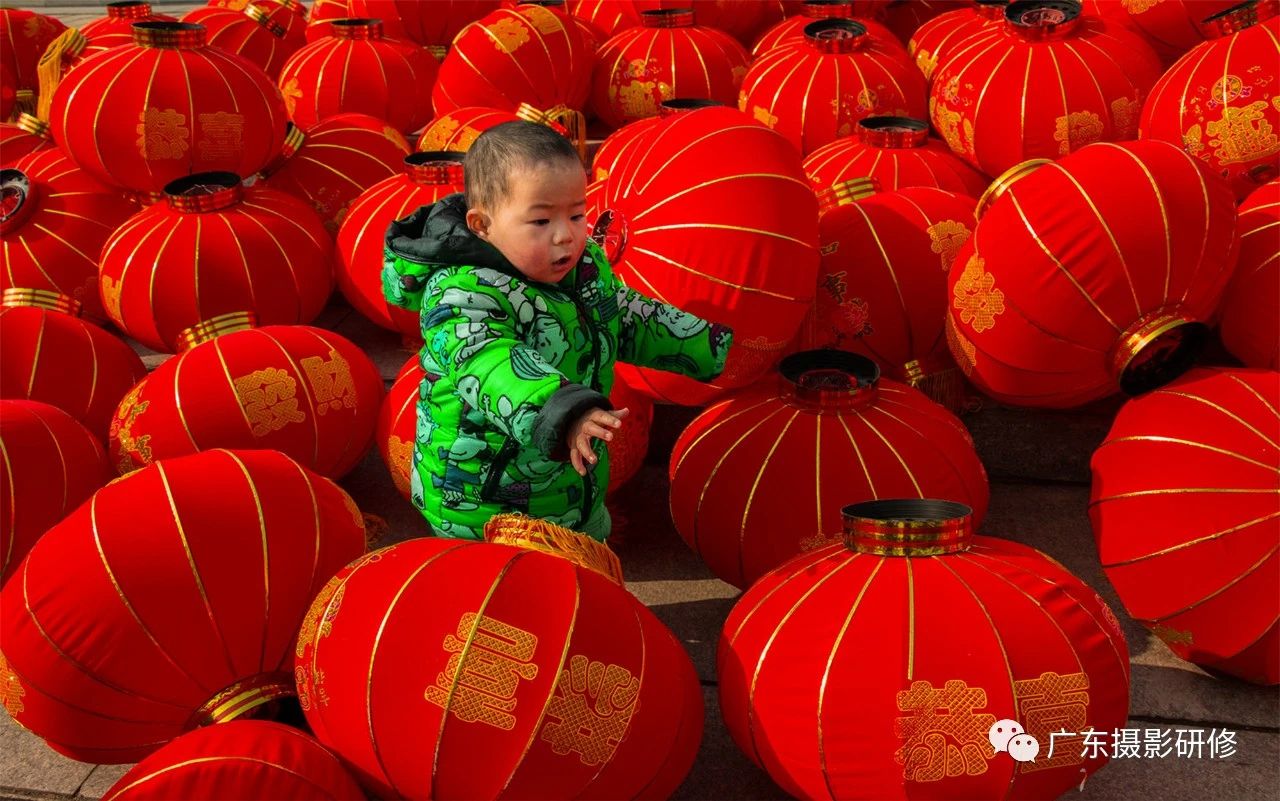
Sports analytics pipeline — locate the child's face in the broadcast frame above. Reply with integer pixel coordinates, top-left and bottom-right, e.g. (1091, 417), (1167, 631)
(467, 160), (589, 285)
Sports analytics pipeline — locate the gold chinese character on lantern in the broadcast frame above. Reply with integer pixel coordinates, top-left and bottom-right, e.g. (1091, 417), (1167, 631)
(540, 655), (640, 766)
(1207, 101), (1280, 165)
(894, 678), (997, 782)
(197, 111), (246, 161)
(234, 367), (306, 436)
(1110, 96), (1141, 137)
(301, 349), (356, 415)
(946, 317), (977, 377)
(1053, 111), (1105, 156)
(927, 220), (971, 272)
(487, 17), (531, 54)
(136, 107), (190, 160)
(1014, 671), (1091, 773)
(420, 117), (460, 151)
(110, 382), (152, 474)
(524, 6), (564, 35)
(0, 654), (25, 717)
(281, 77), (303, 117)
(424, 612), (539, 730)
(389, 436), (413, 495)
(952, 254), (1005, 333)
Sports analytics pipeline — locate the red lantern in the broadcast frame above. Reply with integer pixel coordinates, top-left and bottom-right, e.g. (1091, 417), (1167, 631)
(49, 22), (288, 195)
(930, 1), (1163, 178)
(109, 318), (385, 480)
(752, 0), (903, 58)
(0, 399), (112, 586)
(1220, 180), (1279, 368)
(1091, 367), (1278, 685)
(180, 0), (308, 80)
(0, 149), (137, 321)
(77, 2), (179, 59)
(336, 152), (465, 339)
(604, 376), (653, 493)
(351, 0), (500, 56)
(0, 290), (148, 440)
(590, 8), (749, 130)
(259, 114), (412, 235)
(0, 448), (368, 763)
(102, 720), (365, 800)
(879, 0), (952, 44)
(99, 172), (335, 354)
(804, 116), (990, 197)
(294, 532), (703, 800)
(277, 18), (438, 135)
(946, 140), (1240, 408)
(720, 498), (1130, 800)
(907, 0), (1006, 81)
(305, 0), (353, 41)
(433, 4), (594, 115)
(1082, 0), (1239, 66)
(590, 98), (721, 181)
(0, 8), (66, 101)
(671, 351), (988, 588)
(1, 62), (15, 121)
(417, 106), (520, 151)
(740, 18), (927, 156)
(376, 354), (422, 501)
(569, 0), (642, 40)
(593, 105), (821, 404)
(1139, 1), (1280, 200)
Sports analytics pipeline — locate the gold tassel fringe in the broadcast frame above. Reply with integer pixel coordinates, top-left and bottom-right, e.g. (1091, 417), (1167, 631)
(484, 513), (624, 585)
(36, 28), (87, 123)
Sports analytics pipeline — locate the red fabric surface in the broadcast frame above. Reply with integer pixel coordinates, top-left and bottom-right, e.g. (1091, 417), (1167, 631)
(416, 106), (522, 152)
(352, 0), (500, 49)
(1082, 0), (1239, 66)
(906, 3), (1004, 82)
(0, 8), (66, 94)
(1220, 180), (1280, 369)
(77, 5), (178, 60)
(180, 2), (307, 80)
(753, 8), (901, 59)
(804, 125), (991, 197)
(377, 353), (423, 502)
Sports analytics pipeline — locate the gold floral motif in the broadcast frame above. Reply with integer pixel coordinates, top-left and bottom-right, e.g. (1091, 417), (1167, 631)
(798, 530), (842, 551)
(457, 125), (484, 150)
(424, 611), (540, 730)
(1098, 597), (1124, 641)
(946, 317), (977, 377)
(952, 254), (1005, 333)
(610, 78), (672, 120)
(419, 119), (458, 152)
(934, 100), (969, 157)
(1053, 111), (1104, 156)
(816, 269), (872, 345)
(1206, 101), (1280, 165)
(895, 679), (996, 782)
(539, 655), (639, 766)
(295, 573), (345, 659)
(720, 335), (785, 383)
(1183, 123), (1205, 156)
(110, 382), (152, 474)
(751, 104), (778, 128)
(1211, 75), (1246, 105)
(1110, 97), (1141, 137)
(1151, 623), (1194, 647)
(487, 17), (531, 54)
(23, 15), (53, 39)
(301, 349), (356, 415)
(1120, 0), (1161, 12)
(340, 490), (363, 530)
(1014, 671), (1090, 773)
(234, 367), (306, 436)
(136, 107), (190, 160)
(389, 435), (412, 495)
(0, 653), (26, 717)
(281, 77), (303, 117)
(915, 49), (939, 80)
(856, 88), (879, 114)
(523, 6), (563, 35)
(100, 274), (123, 323)
(927, 220), (971, 272)
(197, 111), (245, 161)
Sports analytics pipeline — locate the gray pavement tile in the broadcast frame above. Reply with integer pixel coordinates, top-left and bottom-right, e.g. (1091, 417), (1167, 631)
(74, 764), (128, 800)
(0, 716), (93, 797)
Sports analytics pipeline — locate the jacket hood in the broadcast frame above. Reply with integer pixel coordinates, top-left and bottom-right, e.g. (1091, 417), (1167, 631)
(384, 193), (515, 274)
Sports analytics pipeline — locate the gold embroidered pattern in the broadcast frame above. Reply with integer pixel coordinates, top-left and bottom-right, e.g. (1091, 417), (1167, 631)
(1110, 97), (1141, 137)
(1151, 623), (1194, 648)
(0, 653), (25, 717)
(752, 104), (778, 128)
(340, 490), (363, 531)
(798, 530), (842, 551)
(927, 220), (971, 272)
(1054, 111), (1104, 156)
(1120, 0), (1161, 13)
(281, 77), (303, 117)
(539, 655), (640, 766)
(295, 574), (345, 660)
(720, 335), (786, 384)
(933, 96), (969, 157)
(301, 349), (356, 415)
(100, 274), (123, 322)
(1205, 101), (1280, 165)
(419, 117), (460, 151)
(1014, 671), (1090, 773)
(524, 6), (563, 35)
(952, 254), (1005, 333)
(487, 17), (531, 54)
(136, 107), (190, 160)
(424, 612), (539, 730)
(389, 435), (412, 495)
(895, 679), (996, 782)
(295, 664), (331, 711)
(915, 49), (939, 80)
(110, 382), (152, 474)
(234, 367), (306, 436)
(946, 317), (977, 377)
(197, 111), (246, 161)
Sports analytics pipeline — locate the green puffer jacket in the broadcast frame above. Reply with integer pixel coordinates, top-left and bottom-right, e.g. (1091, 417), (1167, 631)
(383, 193), (733, 541)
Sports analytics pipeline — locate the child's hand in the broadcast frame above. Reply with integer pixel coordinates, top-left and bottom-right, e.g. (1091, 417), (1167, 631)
(566, 407), (629, 476)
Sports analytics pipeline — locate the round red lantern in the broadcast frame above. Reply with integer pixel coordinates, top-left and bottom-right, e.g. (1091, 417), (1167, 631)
(77, 2), (179, 59)
(376, 354), (422, 501)
(417, 106), (520, 151)
(752, 0), (903, 58)
(1091, 367), (1278, 685)
(1082, 0), (1239, 66)
(1220, 180), (1279, 369)
(880, 0), (952, 44)
(305, 0), (353, 41)
(102, 720), (365, 800)
(1, 63), (15, 121)
(671, 351), (988, 588)
(277, 18), (438, 135)
(351, 0), (499, 56)
(569, 0), (642, 40)
(1139, 1), (1280, 200)
(49, 22), (288, 195)
(433, 4), (594, 115)
(109, 318), (385, 479)
(0, 290), (148, 440)
(0, 8), (66, 102)
(719, 498), (1131, 800)
(604, 376), (653, 493)
(804, 116), (990, 197)
(947, 140), (1240, 408)
(593, 105), (821, 404)
(740, 18), (927, 156)
(336, 152), (465, 339)
(591, 98), (721, 181)
(0, 399), (112, 586)
(590, 8), (749, 130)
(0, 448), (368, 763)
(930, 1), (1163, 178)
(180, 0), (308, 80)
(0, 149), (137, 321)
(258, 114), (412, 235)
(907, 0), (1006, 81)
(99, 171), (335, 354)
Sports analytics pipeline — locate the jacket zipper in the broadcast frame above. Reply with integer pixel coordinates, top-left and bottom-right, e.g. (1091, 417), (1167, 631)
(481, 439), (518, 502)
(569, 269), (602, 525)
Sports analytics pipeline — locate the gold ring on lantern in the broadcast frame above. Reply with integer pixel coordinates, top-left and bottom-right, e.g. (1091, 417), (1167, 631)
(1199, 0), (1278, 38)
(1110, 310), (1207, 395)
(176, 311), (259, 352)
(163, 171), (245, 213)
(516, 103), (587, 162)
(405, 151), (465, 185)
(259, 124), (307, 178)
(14, 113), (49, 139)
(780, 350), (881, 412)
(132, 21), (208, 49)
(841, 498), (974, 556)
(191, 671), (296, 727)
(816, 176), (879, 214)
(484, 513), (624, 585)
(1, 288), (82, 316)
(902, 355), (969, 414)
(245, 4), (289, 38)
(975, 158), (1051, 219)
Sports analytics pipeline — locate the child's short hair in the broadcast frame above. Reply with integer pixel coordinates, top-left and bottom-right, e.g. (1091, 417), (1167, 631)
(464, 121), (581, 211)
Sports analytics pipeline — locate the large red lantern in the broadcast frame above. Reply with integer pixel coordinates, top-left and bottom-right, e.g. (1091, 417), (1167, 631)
(99, 172), (334, 354)
(907, 0), (1006, 81)
(671, 351), (988, 588)
(0, 114), (56, 164)
(351, 0), (500, 56)
(0, 448), (368, 763)
(946, 140), (1240, 408)
(0, 8), (66, 106)
(102, 720), (365, 800)
(1139, 1), (1280, 200)
(570, 0), (643, 39)
(181, 0), (308, 80)
(590, 8), (749, 130)
(740, 18), (926, 156)
(1220, 180), (1279, 369)
(417, 106), (520, 151)
(77, 2), (178, 58)
(0, 149), (137, 321)
(277, 18), (439, 134)
(1083, 0), (1239, 66)
(336, 152), (465, 339)
(604, 376), (653, 494)
(0, 399), (112, 586)
(590, 98), (721, 181)
(594, 105), (821, 404)
(109, 318), (385, 479)
(376, 354), (422, 501)
(930, 1), (1163, 178)
(1091, 367), (1278, 685)
(305, 0), (353, 41)
(752, 0), (902, 58)
(295, 533), (703, 800)
(49, 22), (288, 195)
(804, 116), (990, 197)
(1, 64), (15, 121)
(879, 0), (952, 43)
(259, 113), (412, 235)
(0, 289), (148, 440)
(720, 498), (1131, 800)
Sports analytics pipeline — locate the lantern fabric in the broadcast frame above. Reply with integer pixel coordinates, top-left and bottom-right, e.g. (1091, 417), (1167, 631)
(671, 351), (988, 589)
(803, 116), (990, 197)
(376, 354), (422, 502)
(907, 0), (1006, 81)
(99, 172), (335, 354)
(592, 105), (821, 404)
(1220, 180), (1279, 369)
(569, 0), (643, 40)
(336, 152), (465, 338)
(1, 114), (56, 164)
(78, 2), (178, 59)
(604, 376), (653, 494)
(102, 720), (364, 800)
(1, 63), (15, 121)
(1090, 367), (1278, 685)
(879, 0), (951, 44)
(180, 0), (308, 80)
(0, 8), (66, 99)
(109, 322), (385, 479)
(0, 291), (148, 440)
(739, 18), (927, 156)
(277, 18), (439, 135)
(929, 1), (1163, 178)
(351, 0), (500, 55)
(751, 0), (902, 58)
(49, 22), (288, 195)
(0, 448), (368, 763)
(1139, 2), (1280, 200)
(0, 399), (112, 586)
(946, 140), (1240, 408)
(591, 98), (722, 181)
(416, 106), (520, 152)
(590, 8), (749, 130)
(294, 536), (704, 800)
(1082, 0), (1239, 66)
(719, 498), (1131, 800)
(0, 149), (137, 321)
(259, 114), (412, 235)
(305, 0), (352, 41)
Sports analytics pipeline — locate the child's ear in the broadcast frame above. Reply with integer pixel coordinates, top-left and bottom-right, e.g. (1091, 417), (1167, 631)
(466, 208), (490, 240)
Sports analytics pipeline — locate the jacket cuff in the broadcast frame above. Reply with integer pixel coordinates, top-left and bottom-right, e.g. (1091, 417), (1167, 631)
(533, 384), (612, 460)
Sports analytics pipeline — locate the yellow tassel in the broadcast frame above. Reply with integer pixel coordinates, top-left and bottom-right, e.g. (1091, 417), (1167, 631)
(484, 513), (624, 585)
(904, 361), (979, 415)
(37, 28), (87, 123)
(516, 102), (588, 164)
